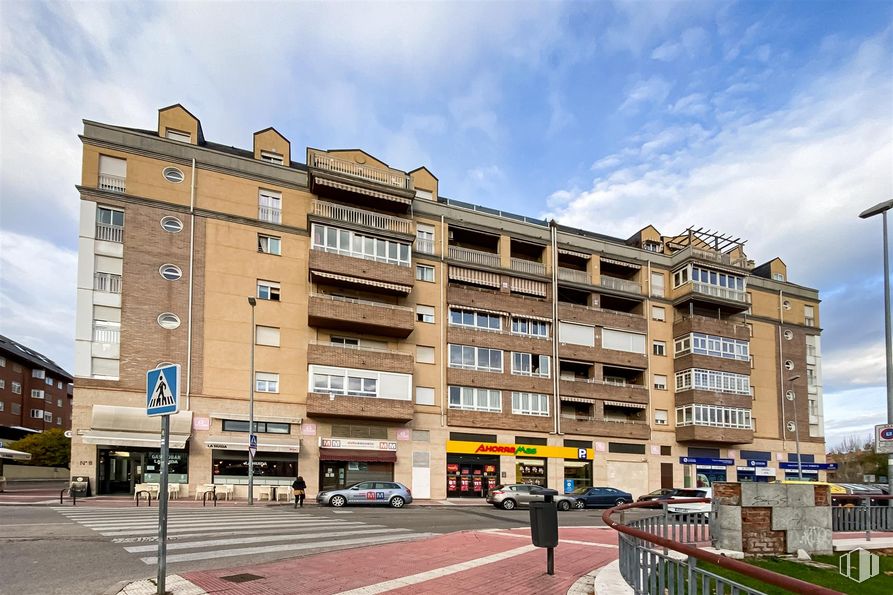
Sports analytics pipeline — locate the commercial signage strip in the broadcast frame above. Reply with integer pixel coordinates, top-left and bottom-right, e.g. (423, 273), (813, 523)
(447, 440), (593, 460)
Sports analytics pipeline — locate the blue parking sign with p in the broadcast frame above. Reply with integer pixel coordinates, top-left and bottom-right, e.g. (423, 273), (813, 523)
(147, 364), (180, 416)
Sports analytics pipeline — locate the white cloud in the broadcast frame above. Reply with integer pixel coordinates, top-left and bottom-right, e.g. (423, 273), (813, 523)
(651, 27), (710, 61)
(619, 76), (673, 112)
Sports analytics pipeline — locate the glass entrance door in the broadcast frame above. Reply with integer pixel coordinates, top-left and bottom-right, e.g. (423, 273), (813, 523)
(321, 462), (347, 491)
(99, 450), (136, 494)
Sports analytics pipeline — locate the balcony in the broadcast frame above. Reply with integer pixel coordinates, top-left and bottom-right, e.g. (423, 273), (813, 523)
(559, 378), (649, 404)
(676, 424), (753, 444)
(415, 238), (436, 255)
(308, 148), (412, 191)
(558, 303), (648, 334)
(98, 173), (125, 193)
(94, 272), (122, 294)
(674, 282), (750, 313)
(677, 245), (750, 270)
(312, 199), (413, 236)
(692, 281), (747, 302)
(674, 353), (751, 377)
(307, 294), (415, 337)
(673, 314), (750, 341)
(600, 275), (641, 295)
(309, 249), (414, 292)
(447, 408), (554, 433)
(307, 341), (414, 375)
(558, 267), (590, 284)
(675, 389), (753, 410)
(448, 246), (500, 268)
(510, 258), (546, 276)
(305, 392), (414, 422)
(95, 222), (123, 243)
(560, 416), (650, 440)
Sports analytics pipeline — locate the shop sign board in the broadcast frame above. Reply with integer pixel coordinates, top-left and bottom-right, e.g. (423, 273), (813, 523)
(319, 438), (398, 451)
(876, 424), (893, 454)
(779, 462), (838, 471)
(756, 467), (776, 476)
(746, 460), (769, 467)
(679, 457), (734, 466)
(446, 440), (594, 460)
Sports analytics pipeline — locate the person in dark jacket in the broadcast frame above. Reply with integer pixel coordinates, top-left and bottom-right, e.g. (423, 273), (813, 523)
(292, 476), (307, 508)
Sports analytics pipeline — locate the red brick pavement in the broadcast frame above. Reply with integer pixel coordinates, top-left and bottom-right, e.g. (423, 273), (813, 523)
(183, 527), (618, 595)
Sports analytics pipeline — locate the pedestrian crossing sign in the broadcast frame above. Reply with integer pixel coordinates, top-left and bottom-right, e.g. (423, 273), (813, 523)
(146, 364), (180, 416)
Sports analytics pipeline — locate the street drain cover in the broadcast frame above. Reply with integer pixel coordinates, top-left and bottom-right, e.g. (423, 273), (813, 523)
(221, 573), (264, 583)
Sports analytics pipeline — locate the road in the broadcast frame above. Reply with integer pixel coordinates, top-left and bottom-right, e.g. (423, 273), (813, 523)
(0, 502), (629, 594)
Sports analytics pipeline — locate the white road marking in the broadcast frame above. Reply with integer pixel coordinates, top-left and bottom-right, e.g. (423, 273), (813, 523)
(1, 522), (74, 526)
(485, 530), (618, 548)
(111, 522), (372, 542)
(99, 519), (354, 536)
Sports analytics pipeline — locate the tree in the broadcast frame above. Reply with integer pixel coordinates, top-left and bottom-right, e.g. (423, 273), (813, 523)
(7, 429), (70, 468)
(828, 433), (887, 484)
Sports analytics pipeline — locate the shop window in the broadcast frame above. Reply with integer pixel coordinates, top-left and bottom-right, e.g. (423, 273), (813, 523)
(212, 450), (295, 483)
(660, 445), (672, 456)
(516, 458), (547, 486)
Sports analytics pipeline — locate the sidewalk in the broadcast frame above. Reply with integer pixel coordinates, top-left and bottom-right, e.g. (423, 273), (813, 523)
(1, 493), (494, 507)
(117, 526), (618, 595)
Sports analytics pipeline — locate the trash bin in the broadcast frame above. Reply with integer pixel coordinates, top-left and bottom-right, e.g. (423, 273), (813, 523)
(529, 487), (559, 548)
(70, 476), (90, 497)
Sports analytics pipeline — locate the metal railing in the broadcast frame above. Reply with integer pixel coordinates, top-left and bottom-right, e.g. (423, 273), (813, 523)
(510, 257), (546, 276)
(415, 238), (435, 254)
(600, 275), (642, 294)
(558, 267), (590, 284)
(259, 205), (281, 224)
(98, 173), (125, 192)
(95, 222), (123, 243)
(93, 272), (122, 293)
(832, 495), (893, 539)
(559, 301), (645, 319)
(312, 199), (413, 235)
(605, 499), (840, 595)
(308, 339), (412, 357)
(308, 148), (412, 190)
(691, 282), (747, 303)
(448, 245), (501, 268)
(310, 293), (414, 312)
(93, 325), (120, 344)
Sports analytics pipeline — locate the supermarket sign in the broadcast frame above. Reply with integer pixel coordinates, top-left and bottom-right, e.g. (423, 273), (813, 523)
(446, 440), (593, 460)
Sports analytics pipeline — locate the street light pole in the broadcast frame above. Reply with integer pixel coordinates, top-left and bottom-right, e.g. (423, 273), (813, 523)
(247, 296), (256, 505)
(787, 375), (803, 480)
(859, 199), (893, 496)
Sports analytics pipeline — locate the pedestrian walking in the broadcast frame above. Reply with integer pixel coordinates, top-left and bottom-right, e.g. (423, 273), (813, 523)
(292, 475), (307, 508)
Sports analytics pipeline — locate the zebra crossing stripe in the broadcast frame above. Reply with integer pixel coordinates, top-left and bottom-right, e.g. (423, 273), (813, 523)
(99, 520), (362, 537)
(112, 523), (382, 543)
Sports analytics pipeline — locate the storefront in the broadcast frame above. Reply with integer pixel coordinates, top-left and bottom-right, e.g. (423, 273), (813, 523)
(97, 448), (189, 494)
(563, 440), (593, 493)
(446, 455), (499, 498)
(318, 437), (397, 491)
(515, 457), (546, 486)
(735, 466), (775, 483)
(679, 456), (733, 488)
(206, 436), (300, 485)
(780, 461), (835, 480)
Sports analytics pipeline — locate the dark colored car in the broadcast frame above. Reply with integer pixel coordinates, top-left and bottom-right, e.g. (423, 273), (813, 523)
(637, 488), (679, 502)
(565, 486), (633, 509)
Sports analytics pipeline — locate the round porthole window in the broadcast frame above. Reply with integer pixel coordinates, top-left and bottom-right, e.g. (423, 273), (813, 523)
(163, 167), (185, 183)
(157, 313), (181, 330)
(159, 264), (182, 281)
(782, 300), (792, 310)
(783, 330), (793, 340)
(784, 360), (795, 370)
(785, 390), (795, 401)
(156, 362), (174, 369)
(160, 216), (183, 233)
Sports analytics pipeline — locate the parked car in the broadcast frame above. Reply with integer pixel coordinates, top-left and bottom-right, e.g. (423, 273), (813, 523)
(637, 488), (679, 502)
(486, 484), (578, 511)
(565, 486), (633, 509)
(666, 488), (712, 515)
(316, 481), (412, 508)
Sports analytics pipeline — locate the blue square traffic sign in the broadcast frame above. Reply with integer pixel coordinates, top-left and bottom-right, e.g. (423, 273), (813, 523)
(146, 364), (180, 416)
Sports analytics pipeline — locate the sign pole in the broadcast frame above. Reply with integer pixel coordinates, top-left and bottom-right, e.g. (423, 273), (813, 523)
(156, 414), (170, 595)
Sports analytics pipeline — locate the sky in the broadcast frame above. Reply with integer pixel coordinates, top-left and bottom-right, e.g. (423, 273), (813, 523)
(0, 1), (891, 450)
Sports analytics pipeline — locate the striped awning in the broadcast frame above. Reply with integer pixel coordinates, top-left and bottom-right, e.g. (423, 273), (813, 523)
(558, 248), (591, 259)
(312, 270), (412, 293)
(511, 312), (552, 322)
(314, 176), (412, 205)
(448, 304), (509, 316)
(600, 257), (641, 270)
(510, 277), (547, 297)
(560, 396), (595, 404)
(449, 266), (500, 288)
(603, 400), (647, 409)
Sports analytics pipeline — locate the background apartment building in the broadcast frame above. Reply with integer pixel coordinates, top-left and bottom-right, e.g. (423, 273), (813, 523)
(71, 104), (827, 498)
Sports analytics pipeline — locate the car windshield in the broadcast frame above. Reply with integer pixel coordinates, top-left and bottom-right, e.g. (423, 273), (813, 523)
(569, 486), (591, 495)
(675, 489), (706, 497)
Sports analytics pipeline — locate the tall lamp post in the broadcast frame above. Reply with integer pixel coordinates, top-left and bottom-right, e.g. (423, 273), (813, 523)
(786, 375), (803, 480)
(247, 296), (257, 505)
(859, 198), (893, 496)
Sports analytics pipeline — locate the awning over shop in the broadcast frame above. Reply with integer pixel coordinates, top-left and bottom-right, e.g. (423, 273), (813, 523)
(82, 431), (188, 449)
(319, 448), (397, 463)
(312, 270), (412, 294)
(314, 177), (412, 205)
(0, 447), (32, 461)
(82, 405), (192, 449)
(205, 437), (300, 453)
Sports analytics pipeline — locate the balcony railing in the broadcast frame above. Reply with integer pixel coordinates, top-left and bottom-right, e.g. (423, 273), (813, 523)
(558, 267), (590, 284)
(510, 257), (546, 276)
(600, 275), (641, 294)
(93, 325), (120, 344)
(95, 222), (123, 243)
(93, 272), (122, 294)
(415, 238), (435, 254)
(98, 173), (125, 193)
(311, 293), (413, 312)
(308, 148), (412, 190)
(559, 376), (647, 391)
(559, 301), (644, 319)
(689, 246), (750, 269)
(312, 199), (413, 235)
(259, 205), (281, 224)
(308, 339), (412, 357)
(448, 246), (500, 268)
(691, 281), (747, 303)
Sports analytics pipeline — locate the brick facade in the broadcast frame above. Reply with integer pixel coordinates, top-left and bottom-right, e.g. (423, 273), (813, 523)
(309, 249), (414, 289)
(0, 349), (73, 434)
(741, 507), (786, 554)
(308, 294), (415, 337)
(561, 418), (650, 440)
(307, 343), (413, 374)
(558, 304), (648, 333)
(446, 326), (551, 354)
(672, 316), (750, 341)
(446, 368), (553, 394)
(558, 379), (649, 405)
(674, 389), (753, 409)
(305, 392), (414, 422)
(447, 408), (554, 433)
(676, 425), (754, 444)
(448, 286), (552, 319)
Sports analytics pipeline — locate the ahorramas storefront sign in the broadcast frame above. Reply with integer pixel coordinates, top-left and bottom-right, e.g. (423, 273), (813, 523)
(446, 440), (593, 460)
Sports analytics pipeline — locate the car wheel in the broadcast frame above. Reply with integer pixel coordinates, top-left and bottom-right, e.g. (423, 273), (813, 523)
(390, 496), (405, 508)
(573, 499), (585, 509)
(501, 499), (517, 510)
(557, 500), (571, 511)
(614, 498), (627, 507)
(330, 495), (346, 508)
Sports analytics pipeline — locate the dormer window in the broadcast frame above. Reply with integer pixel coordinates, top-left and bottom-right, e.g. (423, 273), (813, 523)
(260, 150), (284, 165)
(166, 128), (192, 143)
(643, 241), (663, 253)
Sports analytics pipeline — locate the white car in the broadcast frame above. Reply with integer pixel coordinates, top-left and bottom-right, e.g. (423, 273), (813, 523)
(666, 488), (712, 514)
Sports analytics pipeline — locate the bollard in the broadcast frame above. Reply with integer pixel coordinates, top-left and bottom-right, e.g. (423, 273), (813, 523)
(135, 491), (152, 507)
(202, 489), (217, 507)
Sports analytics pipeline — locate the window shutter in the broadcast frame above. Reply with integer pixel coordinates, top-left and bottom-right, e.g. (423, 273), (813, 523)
(559, 322), (594, 347)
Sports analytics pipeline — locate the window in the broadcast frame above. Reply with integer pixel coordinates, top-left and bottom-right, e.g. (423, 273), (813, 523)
(31, 389), (44, 399)
(255, 372), (279, 393)
(784, 330), (793, 340)
(675, 368), (751, 395)
(222, 420), (291, 434)
(416, 346), (435, 364)
(685, 333), (750, 361)
(675, 404), (752, 429)
(57, 399), (63, 407)
(513, 317), (549, 338)
(260, 150), (284, 165)
(12, 382), (22, 394)
(311, 223), (411, 266)
(258, 189), (282, 223)
(450, 308), (502, 331)
(0, 379), (4, 389)
(416, 265), (435, 282)
(651, 306), (666, 321)
(0, 402), (3, 412)
(255, 325), (281, 347)
(804, 305), (815, 327)
(0, 357), (4, 366)
(782, 300), (792, 311)
(511, 352), (550, 377)
(650, 272), (665, 298)
(30, 409), (43, 419)
(772, 272), (784, 282)
(655, 409), (668, 425)
(449, 345), (503, 372)
(98, 156), (126, 192)
(160, 216), (183, 232)
(644, 241), (663, 253)
(12, 403), (21, 414)
(94, 320), (119, 344)
(159, 264), (182, 281)
(330, 336), (360, 348)
(416, 224), (435, 254)
(654, 375), (667, 390)
(57, 381), (63, 389)
(309, 366), (411, 400)
(448, 386), (501, 412)
(44, 411), (53, 422)
(784, 360), (794, 371)
(258, 234), (281, 255)
(672, 267), (689, 288)
(165, 128), (192, 143)
(653, 341), (666, 356)
(558, 321), (594, 346)
(416, 305), (435, 324)
(157, 313), (181, 330)
(45, 376), (53, 386)
(512, 392), (550, 416)
(415, 387), (435, 406)
(162, 167), (185, 183)
(257, 280), (281, 301)
(32, 369), (45, 379)
(601, 329), (646, 353)
(56, 417), (62, 425)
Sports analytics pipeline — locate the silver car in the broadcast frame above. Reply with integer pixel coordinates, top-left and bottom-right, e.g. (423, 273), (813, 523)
(316, 481), (413, 508)
(486, 484), (577, 511)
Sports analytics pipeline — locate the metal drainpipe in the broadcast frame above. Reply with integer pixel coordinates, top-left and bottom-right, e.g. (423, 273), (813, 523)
(185, 158), (196, 410)
(551, 220), (560, 435)
(777, 289), (786, 450)
(645, 260), (653, 434)
(440, 214), (446, 428)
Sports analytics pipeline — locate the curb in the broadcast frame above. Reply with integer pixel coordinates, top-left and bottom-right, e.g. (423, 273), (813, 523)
(592, 561), (633, 594)
(109, 575), (207, 595)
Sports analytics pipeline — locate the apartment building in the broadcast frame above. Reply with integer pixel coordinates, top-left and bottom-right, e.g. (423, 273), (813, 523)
(0, 335), (73, 442)
(71, 104), (827, 498)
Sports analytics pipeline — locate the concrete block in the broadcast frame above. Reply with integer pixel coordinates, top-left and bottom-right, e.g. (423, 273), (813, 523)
(786, 484), (815, 507)
(771, 507), (832, 532)
(741, 482), (789, 507)
(713, 530), (743, 553)
(716, 504), (742, 531)
(786, 526), (832, 555)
